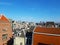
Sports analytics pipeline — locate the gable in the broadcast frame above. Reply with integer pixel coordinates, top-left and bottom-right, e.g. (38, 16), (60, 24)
(0, 15), (9, 22)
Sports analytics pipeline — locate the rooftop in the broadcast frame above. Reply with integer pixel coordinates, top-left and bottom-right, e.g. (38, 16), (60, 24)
(0, 14), (9, 22)
(34, 26), (60, 34)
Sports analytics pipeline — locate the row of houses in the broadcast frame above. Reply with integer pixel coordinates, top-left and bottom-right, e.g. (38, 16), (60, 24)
(12, 21), (35, 31)
(36, 22), (60, 28)
(14, 23), (60, 45)
(0, 14), (35, 45)
(14, 21), (60, 45)
(0, 14), (60, 45)
(12, 21), (35, 45)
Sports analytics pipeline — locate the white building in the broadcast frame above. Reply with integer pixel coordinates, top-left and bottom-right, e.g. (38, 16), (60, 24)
(14, 31), (26, 45)
(14, 37), (25, 45)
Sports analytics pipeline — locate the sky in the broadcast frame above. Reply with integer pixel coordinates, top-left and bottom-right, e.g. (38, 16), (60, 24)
(0, 0), (60, 22)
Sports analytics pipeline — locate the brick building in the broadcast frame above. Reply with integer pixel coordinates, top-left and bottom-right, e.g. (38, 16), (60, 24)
(0, 15), (13, 45)
(33, 26), (60, 45)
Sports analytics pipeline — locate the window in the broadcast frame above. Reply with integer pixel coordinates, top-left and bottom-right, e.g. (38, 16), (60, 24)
(13, 24), (16, 28)
(20, 42), (22, 45)
(3, 29), (6, 32)
(2, 34), (7, 40)
(2, 27), (8, 32)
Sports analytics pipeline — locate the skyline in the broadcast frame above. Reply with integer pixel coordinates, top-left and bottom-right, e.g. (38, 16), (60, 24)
(0, 0), (60, 22)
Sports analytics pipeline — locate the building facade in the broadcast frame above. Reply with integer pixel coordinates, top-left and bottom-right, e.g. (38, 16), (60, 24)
(14, 37), (25, 45)
(14, 31), (26, 45)
(0, 15), (13, 45)
(33, 26), (60, 45)
(26, 32), (32, 45)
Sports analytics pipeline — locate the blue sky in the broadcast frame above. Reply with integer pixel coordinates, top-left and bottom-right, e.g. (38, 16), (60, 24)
(0, 0), (60, 22)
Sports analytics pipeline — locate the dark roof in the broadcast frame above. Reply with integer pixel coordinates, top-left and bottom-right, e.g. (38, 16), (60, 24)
(46, 22), (55, 25)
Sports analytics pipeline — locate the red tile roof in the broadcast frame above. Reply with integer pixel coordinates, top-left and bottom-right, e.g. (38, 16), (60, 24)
(34, 26), (60, 34)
